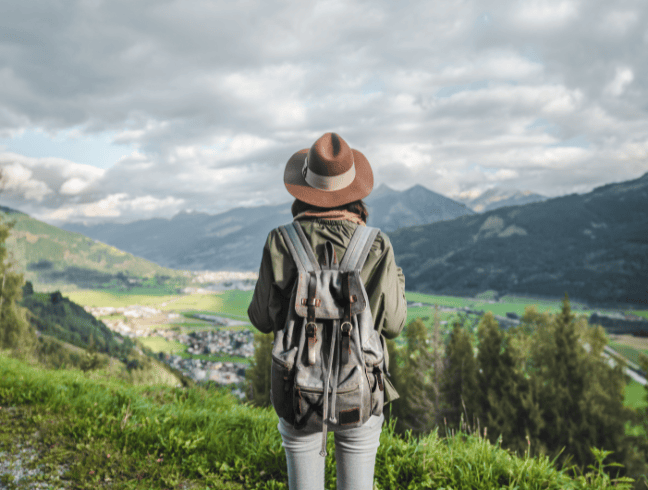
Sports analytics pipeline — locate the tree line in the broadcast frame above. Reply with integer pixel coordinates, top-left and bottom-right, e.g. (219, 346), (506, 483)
(246, 295), (648, 486)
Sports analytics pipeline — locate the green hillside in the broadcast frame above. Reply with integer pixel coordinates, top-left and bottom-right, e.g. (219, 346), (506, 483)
(390, 172), (648, 307)
(0, 353), (638, 490)
(0, 206), (187, 291)
(20, 286), (135, 360)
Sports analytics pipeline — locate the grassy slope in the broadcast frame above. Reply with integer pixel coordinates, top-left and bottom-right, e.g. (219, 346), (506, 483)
(0, 353), (637, 490)
(1, 209), (186, 291)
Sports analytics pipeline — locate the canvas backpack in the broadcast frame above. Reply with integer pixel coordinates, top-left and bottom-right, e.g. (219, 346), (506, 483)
(270, 221), (387, 457)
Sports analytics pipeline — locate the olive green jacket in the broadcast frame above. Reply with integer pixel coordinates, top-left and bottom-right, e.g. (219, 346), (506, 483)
(247, 218), (407, 401)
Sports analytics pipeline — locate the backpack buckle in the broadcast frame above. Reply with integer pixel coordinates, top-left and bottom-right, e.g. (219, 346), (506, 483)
(340, 322), (353, 335)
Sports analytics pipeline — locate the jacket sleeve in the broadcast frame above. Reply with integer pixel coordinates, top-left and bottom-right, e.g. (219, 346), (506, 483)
(362, 233), (407, 340)
(247, 229), (296, 334)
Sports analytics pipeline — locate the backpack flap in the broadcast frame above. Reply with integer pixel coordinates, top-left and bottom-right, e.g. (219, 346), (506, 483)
(293, 270), (367, 319)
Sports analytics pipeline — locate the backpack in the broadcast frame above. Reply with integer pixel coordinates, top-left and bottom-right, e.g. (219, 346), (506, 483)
(270, 221), (387, 457)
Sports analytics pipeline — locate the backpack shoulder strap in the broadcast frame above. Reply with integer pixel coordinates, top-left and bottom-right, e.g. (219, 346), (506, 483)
(278, 222), (320, 272)
(339, 225), (380, 272)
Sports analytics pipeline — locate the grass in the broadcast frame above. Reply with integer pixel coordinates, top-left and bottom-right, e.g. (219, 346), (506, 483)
(67, 290), (182, 308)
(174, 351), (253, 365)
(624, 380), (648, 410)
(138, 337), (187, 355)
(0, 352), (638, 490)
(631, 311), (648, 320)
(405, 291), (565, 318)
(68, 289), (253, 318)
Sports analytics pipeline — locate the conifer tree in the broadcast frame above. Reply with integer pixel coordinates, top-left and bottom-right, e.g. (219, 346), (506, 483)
(575, 317), (637, 472)
(442, 317), (478, 432)
(534, 293), (588, 463)
(0, 218), (35, 354)
(429, 307), (445, 419)
(476, 311), (531, 452)
(245, 331), (273, 407)
(397, 317), (436, 434)
(384, 337), (402, 425)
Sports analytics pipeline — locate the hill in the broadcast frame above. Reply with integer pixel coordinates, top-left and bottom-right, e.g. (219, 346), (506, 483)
(20, 285), (135, 360)
(0, 206), (187, 291)
(0, 353), (638, 489)
(61, 185), (473, 270)
(391, 172), (648, 307)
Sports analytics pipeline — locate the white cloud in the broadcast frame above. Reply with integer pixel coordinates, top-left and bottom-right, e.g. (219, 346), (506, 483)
(0, 0), (646, 223)
(605, 67), (634, 97)
(42, 193), (185, 222)
(514, 0), (580, 27)
(59, 177), (90, 195)
(0, 161), (52, 201)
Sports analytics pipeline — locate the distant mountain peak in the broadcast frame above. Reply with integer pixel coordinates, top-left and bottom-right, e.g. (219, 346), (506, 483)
(457, 186), (548, 213)
(370, 183), (397, 198)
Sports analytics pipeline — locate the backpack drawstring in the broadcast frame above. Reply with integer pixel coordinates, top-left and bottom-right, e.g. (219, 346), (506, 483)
(320, 320), (339, 456)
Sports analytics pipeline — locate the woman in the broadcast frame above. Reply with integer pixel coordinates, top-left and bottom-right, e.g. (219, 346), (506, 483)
(248, 132), (407, 490)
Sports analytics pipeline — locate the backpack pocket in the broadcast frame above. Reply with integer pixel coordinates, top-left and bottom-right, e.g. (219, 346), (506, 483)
(293, 381), (371, 431)
(365, 364), (385, 416)
(271, 358), (295, 424)
(362, 330), (385, 417)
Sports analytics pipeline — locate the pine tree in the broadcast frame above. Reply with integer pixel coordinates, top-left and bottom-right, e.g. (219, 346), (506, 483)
(442, 317), (478, 433)
(384, 337), (402, 425)
(398, 318), (436, 434)
(576, 317), (637, 473)
(0, 218), (35, 354)
(476, 311), (530, 452)
(429, 307), (445, 421)
(245, 331), (273, 407)
(535, 293), (588, 463)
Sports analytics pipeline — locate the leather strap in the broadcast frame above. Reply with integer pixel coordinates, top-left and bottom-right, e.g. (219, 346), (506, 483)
(340, 272), (352, 365)
(306, 272), (318, 366)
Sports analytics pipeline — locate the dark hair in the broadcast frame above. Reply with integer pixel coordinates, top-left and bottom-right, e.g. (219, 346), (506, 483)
(291, 199), (369, 224)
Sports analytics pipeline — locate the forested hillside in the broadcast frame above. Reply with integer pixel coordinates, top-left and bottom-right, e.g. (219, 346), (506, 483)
(391, 172), (648, 306)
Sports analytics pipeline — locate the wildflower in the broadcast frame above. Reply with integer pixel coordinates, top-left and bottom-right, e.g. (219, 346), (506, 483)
(157, 458), (163, 463)
(106, 454), (111, 458)
(89, 470), (95, 475)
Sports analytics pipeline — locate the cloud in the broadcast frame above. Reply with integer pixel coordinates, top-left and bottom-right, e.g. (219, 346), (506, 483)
(606, 67), (634, 97)
(0, 161), (52, 201)
(0, 0), (646, 223)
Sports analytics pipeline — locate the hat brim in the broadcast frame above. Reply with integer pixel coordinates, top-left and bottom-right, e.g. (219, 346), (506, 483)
(284, 148), (374, 208)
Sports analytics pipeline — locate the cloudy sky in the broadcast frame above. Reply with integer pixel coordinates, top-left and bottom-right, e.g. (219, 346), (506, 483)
(0, 0), (646, 224)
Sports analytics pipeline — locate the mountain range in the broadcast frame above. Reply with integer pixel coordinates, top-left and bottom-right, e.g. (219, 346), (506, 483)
(62, 184), (471, 271)
(2, 173), (646, 307)
(456, 187), (548, 213)
(390, 173), (648, 307)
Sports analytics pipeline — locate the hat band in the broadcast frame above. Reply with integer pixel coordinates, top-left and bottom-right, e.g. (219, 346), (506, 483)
(303, 156), (356, 191)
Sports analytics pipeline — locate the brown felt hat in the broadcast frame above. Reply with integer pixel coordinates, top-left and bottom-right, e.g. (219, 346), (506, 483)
(284, 132), (374, 208)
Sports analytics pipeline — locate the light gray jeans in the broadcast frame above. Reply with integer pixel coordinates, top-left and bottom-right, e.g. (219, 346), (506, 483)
(277, 414), (384, 490)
